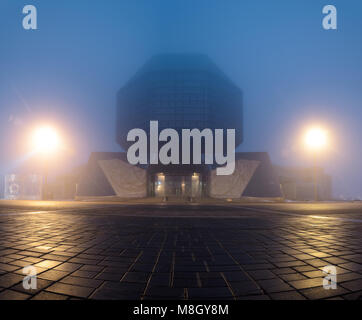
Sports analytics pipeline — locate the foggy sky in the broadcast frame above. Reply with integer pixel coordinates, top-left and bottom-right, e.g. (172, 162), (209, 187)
(1, 0), (362, 199)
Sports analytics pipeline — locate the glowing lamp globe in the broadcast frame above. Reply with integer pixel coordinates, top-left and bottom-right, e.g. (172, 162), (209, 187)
(304, 127), (328, 151)
(32, 126), (60, 154)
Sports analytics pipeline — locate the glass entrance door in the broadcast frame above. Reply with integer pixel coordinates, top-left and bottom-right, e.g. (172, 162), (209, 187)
(154, 173), (202, 198)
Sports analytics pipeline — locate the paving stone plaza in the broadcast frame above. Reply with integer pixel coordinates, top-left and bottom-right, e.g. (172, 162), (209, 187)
(0, 201), (362, 300)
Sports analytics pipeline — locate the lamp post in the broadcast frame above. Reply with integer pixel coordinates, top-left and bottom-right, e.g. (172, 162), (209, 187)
(304, 127), (328, 202)
(313, 153), (318, 201)
(43, 160), (49, 200)
(31, 126), (60, 200)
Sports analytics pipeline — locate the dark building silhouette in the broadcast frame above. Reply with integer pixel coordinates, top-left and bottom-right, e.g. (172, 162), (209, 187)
(116, 54), (243, 150)
(77, 54), (282, 200)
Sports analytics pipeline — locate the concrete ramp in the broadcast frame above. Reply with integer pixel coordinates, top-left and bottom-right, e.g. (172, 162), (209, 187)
(98, 159), (147, 198)
(209, 159), (260, 199)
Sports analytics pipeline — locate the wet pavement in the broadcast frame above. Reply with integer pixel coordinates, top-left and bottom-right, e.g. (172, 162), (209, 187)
(0, 200), (362, 300)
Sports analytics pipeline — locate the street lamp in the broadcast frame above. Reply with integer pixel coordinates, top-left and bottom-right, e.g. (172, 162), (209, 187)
(303, 127), (328, 201)
(32, 126), (60, 154)
(31, 126), (60, 200)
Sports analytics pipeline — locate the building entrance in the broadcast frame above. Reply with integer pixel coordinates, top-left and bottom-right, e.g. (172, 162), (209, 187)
(154, 173), (202, 198)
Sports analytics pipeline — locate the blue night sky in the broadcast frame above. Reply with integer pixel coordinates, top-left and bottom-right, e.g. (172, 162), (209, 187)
(0, 0), (361, 199)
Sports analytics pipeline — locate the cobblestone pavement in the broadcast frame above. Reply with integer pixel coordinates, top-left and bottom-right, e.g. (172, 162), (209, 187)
(0, 201), (362, 300)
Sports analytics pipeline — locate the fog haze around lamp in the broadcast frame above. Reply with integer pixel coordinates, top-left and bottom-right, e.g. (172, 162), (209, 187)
(304, 127), (328, 151)
(31, 126), (60, 154)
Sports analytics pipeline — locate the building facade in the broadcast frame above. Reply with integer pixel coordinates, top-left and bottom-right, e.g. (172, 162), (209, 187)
(77, 54), (282, 200)
(116, 54), (243, 198)
(116, 54), (243, 149)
